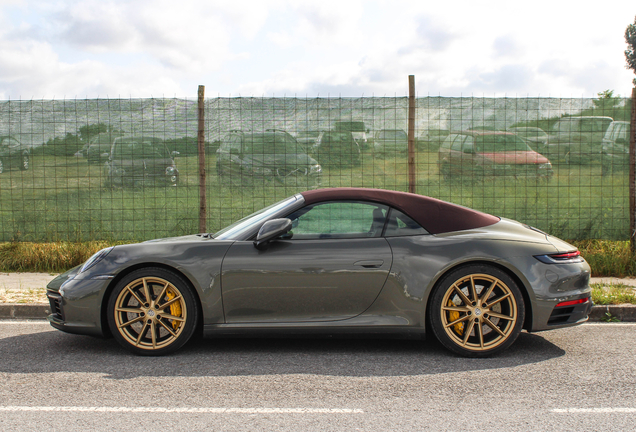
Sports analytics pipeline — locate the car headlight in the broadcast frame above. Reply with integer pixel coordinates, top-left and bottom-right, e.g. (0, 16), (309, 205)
(80, 246), (114, 273)
(310, 164), (322, 174)
(538, 163), (552, 170)
(252, 166), (273, 175)
(165, 166), (177, 175)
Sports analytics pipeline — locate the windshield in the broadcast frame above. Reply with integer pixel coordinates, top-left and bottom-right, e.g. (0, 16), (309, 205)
(474, 135), (532, 152)
(378, 130), (407, 140)
(213, 195), (300, 240)
(245, 133), (305, 154)
(112, 138), (170, 160)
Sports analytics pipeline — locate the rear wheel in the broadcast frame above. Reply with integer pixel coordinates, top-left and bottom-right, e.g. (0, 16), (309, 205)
(20, 154), (29, 170)
(107, 268), (199, 356)
(429, 264), (525, 357)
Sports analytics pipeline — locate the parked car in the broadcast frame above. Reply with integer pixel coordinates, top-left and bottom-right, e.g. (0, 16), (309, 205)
(543, 116), (613, 164)
(334, 121), (369, 149)
(507, 127), (548, 152)
(295, 131), (322, 149)
(0, 136), (29, 174)
(374, 129), (408, 155)
(601, 121), (631, 176)
(46, 187), (592, 357)
(438, 131), (553, 181)
(104, 136), (179, 188)
(312, 131), (361, 168)
(418, 129), (450, 151)
(86, 132), (124, 164)
(216, 129), (322, 187)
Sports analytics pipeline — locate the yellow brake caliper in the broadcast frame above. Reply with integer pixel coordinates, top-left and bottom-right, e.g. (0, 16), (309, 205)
(448, 299), (464, 336)
(165, 288), (182, 330)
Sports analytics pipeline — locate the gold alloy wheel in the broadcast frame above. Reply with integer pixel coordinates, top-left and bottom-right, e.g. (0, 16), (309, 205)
(440, 273), (518, 352)
(113, 276), (187, 351)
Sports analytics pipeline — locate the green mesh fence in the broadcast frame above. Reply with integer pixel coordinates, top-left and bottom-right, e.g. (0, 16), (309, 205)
(0, 96), (631, 242)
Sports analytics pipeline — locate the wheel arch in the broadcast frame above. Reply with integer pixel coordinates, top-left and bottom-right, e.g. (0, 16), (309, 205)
(100, 262), (204, 337)
(424, 259), (533, 332)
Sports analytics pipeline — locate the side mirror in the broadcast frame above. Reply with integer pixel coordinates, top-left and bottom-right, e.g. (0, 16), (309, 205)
(254, 218), (292, 250)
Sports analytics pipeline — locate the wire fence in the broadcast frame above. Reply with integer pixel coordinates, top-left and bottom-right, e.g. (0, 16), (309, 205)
(0, 96), (632, 242)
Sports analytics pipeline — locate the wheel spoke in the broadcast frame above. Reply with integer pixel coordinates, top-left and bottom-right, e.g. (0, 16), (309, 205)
(487, 292), (511, 307)
(156, 282), (170, 307)
(161, 295), (183, 310)
(477, 322), (484, 348)
(469, 276), (477, 303)
(161, 313), (185, 322)
(158, 319), (177, 337)
(135, 322), (149, 346)
(481, 280), (497, 303)
(445, 314), (470, 329)
(150, 322), (157, 349)
(442, 305), (471, 313)
(488, 311), (514, 321)
(484, 317), (506, 336)
(452, 284), (471, 305)
(142, 278), (151, 304)
(118, 315), (144, 329)
(462, 320), (475, 346)
(116, 307), (143, 314)
(126, 286), (145, 306)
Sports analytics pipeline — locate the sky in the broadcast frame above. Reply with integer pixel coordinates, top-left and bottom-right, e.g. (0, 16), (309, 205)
(0, 0), (635, 99)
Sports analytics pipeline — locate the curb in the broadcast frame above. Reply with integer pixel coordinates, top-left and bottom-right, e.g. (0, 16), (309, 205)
(0, 303), (635, 322)
(0, 304), (50, 320)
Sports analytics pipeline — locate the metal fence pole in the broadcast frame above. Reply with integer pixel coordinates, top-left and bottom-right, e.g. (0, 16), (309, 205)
(630, 87), (636, 252)
(408, 75), (416, 194)
(197, 85), (206, 233)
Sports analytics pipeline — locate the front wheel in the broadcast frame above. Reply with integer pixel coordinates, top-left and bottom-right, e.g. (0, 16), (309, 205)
(20, 154), (29, 170)
(107, 268), (199, 356)
(429, 264), (525, 357)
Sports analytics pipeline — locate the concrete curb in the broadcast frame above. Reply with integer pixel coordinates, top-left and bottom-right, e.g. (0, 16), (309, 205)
(0, 303), (635, 322)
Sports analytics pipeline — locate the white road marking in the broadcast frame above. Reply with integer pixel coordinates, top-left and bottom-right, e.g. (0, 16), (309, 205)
(0, 406), (363, 414)
(0, 320), (50, 324)
(553, 408), (636, 413)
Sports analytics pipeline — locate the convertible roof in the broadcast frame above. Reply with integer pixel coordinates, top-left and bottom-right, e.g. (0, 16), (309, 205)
(300, 188), (500, 235)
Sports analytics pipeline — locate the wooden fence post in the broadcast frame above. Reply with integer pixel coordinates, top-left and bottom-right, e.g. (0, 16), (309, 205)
(630, 87), (636, 252)
(408, 75), (416, 194)
(198, 85), (206, 233)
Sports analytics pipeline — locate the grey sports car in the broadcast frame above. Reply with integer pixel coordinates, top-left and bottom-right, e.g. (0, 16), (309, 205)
(46, 188), (592, 357)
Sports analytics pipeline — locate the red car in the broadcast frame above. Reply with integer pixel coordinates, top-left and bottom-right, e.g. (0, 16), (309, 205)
(438, 131), (553, 181)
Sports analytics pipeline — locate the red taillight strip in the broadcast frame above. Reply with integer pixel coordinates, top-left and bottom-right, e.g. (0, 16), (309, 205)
(550, 251), (581, 260)
(555, 298), (589, 308)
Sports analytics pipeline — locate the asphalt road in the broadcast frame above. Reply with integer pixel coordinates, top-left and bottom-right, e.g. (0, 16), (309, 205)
(1, 321), (635, 432)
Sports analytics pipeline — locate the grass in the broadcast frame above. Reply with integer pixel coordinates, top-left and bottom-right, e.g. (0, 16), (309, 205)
(0, 151), (630, 242)
(591, 283), (636, 305)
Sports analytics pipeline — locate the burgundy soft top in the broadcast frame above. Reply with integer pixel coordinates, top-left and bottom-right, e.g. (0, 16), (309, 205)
(300, 188), (500, 235)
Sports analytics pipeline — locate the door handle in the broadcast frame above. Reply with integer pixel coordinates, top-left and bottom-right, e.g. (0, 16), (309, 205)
(354, 260), (384, 268)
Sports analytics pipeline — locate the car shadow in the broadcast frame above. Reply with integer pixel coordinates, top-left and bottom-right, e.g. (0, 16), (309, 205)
(0, 329), (565, 379)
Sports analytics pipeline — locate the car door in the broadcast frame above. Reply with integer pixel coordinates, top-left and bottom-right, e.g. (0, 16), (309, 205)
(221, 201), (393, 323)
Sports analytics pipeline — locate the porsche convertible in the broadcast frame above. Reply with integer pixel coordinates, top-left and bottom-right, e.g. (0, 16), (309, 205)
(46, 188), (592, 357)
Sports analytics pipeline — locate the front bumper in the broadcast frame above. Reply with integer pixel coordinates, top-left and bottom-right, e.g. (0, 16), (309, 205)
(45, 271), (111, 337)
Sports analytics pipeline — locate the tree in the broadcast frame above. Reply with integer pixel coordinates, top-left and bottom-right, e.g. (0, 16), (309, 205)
(592, 89), (621, 111)
(626, 16), (636, 85)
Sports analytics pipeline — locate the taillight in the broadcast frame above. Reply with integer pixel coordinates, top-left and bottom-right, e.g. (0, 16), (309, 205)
(555, 297), (589, 308)
(535, 250), (584, 264)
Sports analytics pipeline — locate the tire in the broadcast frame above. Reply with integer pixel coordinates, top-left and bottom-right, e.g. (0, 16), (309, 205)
(107, 268), (199, 356)
(20, 154), (29, 171)
(429, 264), (525, 357)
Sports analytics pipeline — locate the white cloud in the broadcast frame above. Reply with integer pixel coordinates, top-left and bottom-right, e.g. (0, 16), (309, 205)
(0, 0), (634, 98)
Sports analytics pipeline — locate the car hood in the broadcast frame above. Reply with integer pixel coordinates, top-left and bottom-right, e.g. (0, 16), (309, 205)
(477, 151), (549, 164)
(111, 158), (175, 172)
(244, 153), (318, 167)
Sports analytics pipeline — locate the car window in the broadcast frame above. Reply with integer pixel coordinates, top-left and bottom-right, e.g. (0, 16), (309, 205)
(474, 135), (531, 152)
(384, 208), (429, 237)
(286, 201), (389, 239)
(450, 135), (465, 151)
